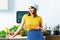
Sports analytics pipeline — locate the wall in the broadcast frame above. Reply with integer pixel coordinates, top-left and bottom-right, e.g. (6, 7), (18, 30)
(0, 0), (16, 30)
(0, 0), (60, 30)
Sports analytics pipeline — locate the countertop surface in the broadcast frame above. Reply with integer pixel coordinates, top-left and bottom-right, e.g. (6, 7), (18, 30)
(0, 35), (46, 39)
(0, 35), (60, 39)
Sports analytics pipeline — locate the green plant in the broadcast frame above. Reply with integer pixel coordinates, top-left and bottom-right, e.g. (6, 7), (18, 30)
(9, 25), (19, 32)
(0, 30), (6, 38)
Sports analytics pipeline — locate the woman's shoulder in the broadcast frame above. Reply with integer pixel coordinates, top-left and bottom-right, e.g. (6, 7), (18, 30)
(37, 15), (42, 21)
(22, 14), (28, 20)
(23, 14), (28, 17)
(37, 15), (42, 18)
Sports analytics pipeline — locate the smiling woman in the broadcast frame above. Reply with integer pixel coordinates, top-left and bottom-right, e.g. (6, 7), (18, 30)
(11, 2), (44, 40)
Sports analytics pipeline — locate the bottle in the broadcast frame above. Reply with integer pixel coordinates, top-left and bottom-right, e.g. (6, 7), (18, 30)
(4, 26), (9, 38)
(49, 27), (51, 30)
(44, 24), (47, 30)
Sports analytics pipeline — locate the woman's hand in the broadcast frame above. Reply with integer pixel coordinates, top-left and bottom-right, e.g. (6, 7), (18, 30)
(9, 35), (15, 38)
(35, 26), (42, 30)
(35, 26), (44, 33)
(9, 36), (14, 38)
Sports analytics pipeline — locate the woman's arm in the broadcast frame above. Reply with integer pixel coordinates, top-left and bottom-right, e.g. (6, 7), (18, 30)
(35, 17), (43, 30)
(39, 23), (43, 30)
(11, 20), (25, 38)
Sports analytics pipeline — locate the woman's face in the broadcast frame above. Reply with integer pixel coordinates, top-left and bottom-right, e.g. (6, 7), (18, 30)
(28, 6), (36, 14)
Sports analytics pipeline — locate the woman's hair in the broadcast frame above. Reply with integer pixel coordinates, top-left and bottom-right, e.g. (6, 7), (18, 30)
(28, 6), (37, 17)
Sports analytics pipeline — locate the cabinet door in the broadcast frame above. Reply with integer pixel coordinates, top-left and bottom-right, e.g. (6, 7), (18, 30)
(45, 36), (60, 40)
(0, 0), (8, 10)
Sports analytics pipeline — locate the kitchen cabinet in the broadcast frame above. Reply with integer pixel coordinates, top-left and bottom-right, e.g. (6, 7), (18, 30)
(0, 0), (8, 10)
(1, 35), (60, 40)
(45, 36), (60, 40)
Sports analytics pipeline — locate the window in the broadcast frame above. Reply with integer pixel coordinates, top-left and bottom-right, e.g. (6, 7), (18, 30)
(0, 0), (8, 10)
(16, 11), (28, 23)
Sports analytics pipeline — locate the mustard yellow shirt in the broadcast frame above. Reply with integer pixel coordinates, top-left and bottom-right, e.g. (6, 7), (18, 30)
(22, 14), (42, 31)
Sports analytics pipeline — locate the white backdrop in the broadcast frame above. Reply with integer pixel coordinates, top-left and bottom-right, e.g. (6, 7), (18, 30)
(0, 0), (60, 30)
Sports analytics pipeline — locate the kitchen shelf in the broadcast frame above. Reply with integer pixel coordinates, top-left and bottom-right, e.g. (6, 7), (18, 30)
(0, 0), (8, 10)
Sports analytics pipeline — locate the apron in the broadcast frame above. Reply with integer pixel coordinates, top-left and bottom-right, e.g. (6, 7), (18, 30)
(26, 30), (44, 40)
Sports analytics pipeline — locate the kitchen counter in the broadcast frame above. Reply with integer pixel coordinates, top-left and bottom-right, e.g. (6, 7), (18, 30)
(45, 35), (60, 40)
(0, 36), (27, 40)
(0, 35), (60, 40)
(0, 35), (46, 40)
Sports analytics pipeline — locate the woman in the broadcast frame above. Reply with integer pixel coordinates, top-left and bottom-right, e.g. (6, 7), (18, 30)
(11, 2), (44, 40)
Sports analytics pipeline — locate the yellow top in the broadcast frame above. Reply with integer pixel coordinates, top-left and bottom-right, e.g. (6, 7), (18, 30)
(22, 14), (42, 31)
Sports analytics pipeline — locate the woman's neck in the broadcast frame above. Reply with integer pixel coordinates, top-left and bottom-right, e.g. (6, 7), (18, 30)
(30, 13), (37, 17)
(31, 14), (34, 17)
